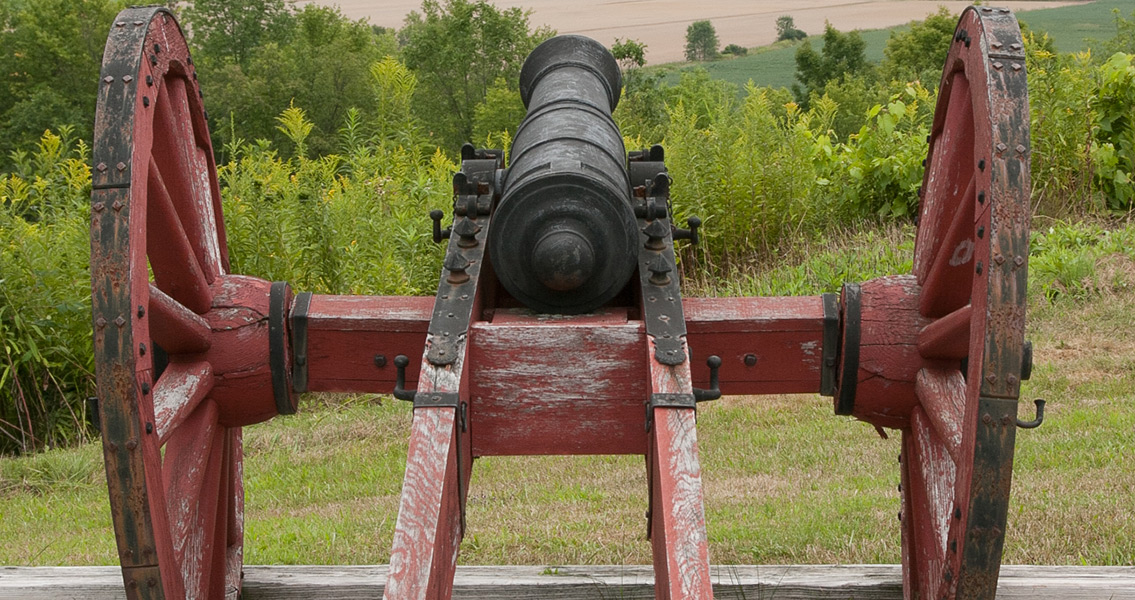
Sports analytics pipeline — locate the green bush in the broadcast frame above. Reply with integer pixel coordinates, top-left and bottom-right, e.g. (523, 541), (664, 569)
(1, 131), (95, 454)
(1091, 52), (1135, 212)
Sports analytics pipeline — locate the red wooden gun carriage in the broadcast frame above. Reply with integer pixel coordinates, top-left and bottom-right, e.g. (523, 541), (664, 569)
(90, 5), (1042, 599)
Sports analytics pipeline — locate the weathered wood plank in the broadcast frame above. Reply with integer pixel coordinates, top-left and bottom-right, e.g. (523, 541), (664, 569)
(3, 565), (1132, 600)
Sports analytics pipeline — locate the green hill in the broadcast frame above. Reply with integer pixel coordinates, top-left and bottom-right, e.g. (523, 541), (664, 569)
(652, 0), (1135, 91)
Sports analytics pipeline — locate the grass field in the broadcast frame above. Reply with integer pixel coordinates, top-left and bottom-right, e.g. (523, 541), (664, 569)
(2, 221), (1133, 567)
(657, 0), (1135, 91)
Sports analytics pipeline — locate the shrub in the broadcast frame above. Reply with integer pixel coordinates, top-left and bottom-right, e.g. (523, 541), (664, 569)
(722, 44), (748, 56)
(776, 16), (808, 42)
(1, 130), (95, 454)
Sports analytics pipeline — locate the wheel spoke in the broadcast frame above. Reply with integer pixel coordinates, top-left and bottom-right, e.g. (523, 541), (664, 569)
(154, 76), (223, 282)
(919, 173), (976, 319)
(915, 368), (965, 464)
(915, 71), (975, 284)
(153, 360), (214, 444)
(907, 408), (957, 600)
(162, 399), (224, 598)
(148, 159), (213, 314)
(918, 304), (972, 361)
(149, 283), (212, 354)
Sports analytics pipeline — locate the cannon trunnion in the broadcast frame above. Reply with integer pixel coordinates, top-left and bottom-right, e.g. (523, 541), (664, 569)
(90, 7), (1035, 600)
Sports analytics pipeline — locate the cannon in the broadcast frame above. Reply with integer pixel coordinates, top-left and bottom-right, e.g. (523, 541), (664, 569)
(90, 6), (1037, 600)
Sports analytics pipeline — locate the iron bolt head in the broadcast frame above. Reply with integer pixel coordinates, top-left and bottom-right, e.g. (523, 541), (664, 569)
(96, 162), (108, 172)
(125, 439), (137, 450)
(116, 162), (127, 171)
(123, 75), (133, 83)
(1015, 256), (1025, 267)
(986, 373), (997, 384)
(744, 354), (757, 366)
(1016, 144), (1027, 154)
(993, 61), (1004, 70)
(1012, 63), (1022, 72)
(103, 76), (114, 83)
(96, 317), (107, 329)
(114, 316), (126, 328)
(93, 202), (106, 212)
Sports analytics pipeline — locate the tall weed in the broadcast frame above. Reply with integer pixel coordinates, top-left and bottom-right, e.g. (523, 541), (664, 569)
(0, 131), (94, 454)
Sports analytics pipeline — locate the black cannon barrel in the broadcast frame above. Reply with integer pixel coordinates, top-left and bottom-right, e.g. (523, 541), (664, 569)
(488, 35), (639, 314)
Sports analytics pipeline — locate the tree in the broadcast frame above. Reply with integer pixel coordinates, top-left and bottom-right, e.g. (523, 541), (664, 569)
(793, 23), (869, 103)
(0, 0), (124, 168)
(880, 7), (957, 82)
(612, 38), (647, 71)
(399, 0), (553, 151)
(193, 4), (396, 156)
(183, 0), (295, 69)
(685, 20), (719, 62)
(776, 16), (807, 42)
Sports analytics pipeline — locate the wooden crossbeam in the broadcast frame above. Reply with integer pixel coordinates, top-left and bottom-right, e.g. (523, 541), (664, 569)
(2, 565), (1132, 599)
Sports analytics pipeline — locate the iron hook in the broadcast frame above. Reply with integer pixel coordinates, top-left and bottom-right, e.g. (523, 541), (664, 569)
(392, 355), (417, 402)
(1016, 399), (1045, 429)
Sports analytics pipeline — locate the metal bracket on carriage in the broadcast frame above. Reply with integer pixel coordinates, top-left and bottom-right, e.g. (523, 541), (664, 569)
(645, 355), (723, 430)
(289, 291), (313, 393)
(637, 219), (687, 365)
(425, 156), (500, 367)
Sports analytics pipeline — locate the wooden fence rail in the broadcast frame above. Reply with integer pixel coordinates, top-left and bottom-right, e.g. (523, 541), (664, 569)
(2, 564), (1132, 599)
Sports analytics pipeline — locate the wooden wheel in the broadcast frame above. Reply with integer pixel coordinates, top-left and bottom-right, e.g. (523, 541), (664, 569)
(904, 7), (1030, 600)
(91, 7), (291, 599)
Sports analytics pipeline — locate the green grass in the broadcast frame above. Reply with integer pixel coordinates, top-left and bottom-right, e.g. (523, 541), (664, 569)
(3, 220), (1134, 567)
(653, 0), (1135, 91)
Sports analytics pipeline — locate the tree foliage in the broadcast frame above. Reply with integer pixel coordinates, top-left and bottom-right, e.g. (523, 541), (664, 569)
(793, 23), (870, 103)
(776, 16), (807, 42)
(399, 0), (553, 150)
(0, 0), (124, 167)
(685, 20), (719, 61)
(880, 7), (957, 82)
(612, 38), (647, 70)
(183, 0), (294, 69)
(198, 4), (397, 157)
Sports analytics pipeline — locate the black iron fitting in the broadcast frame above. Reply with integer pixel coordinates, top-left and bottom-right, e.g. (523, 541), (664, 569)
(834, 283), (862, 415)
(426, 156), (498, 367)
(1016, 399), (1045, 429)
(290, 291), (312, 393)
(268, 282), (297, 415)
(819, 292), (840, 397)
(637, 213), (688, 366)
(693, 355), (723, 402)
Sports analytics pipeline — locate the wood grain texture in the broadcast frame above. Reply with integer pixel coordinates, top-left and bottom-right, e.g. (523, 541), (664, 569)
(385, 408), (463, 600)
(468, 315), (647, 456)
(851, 276), (929, 429)
(302, 295), (432, 393)
(684, 297), (824, 395)
(300, 296), (833, 397)
(4, 565), (1132, 600)
(646, 336), (712, 600)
